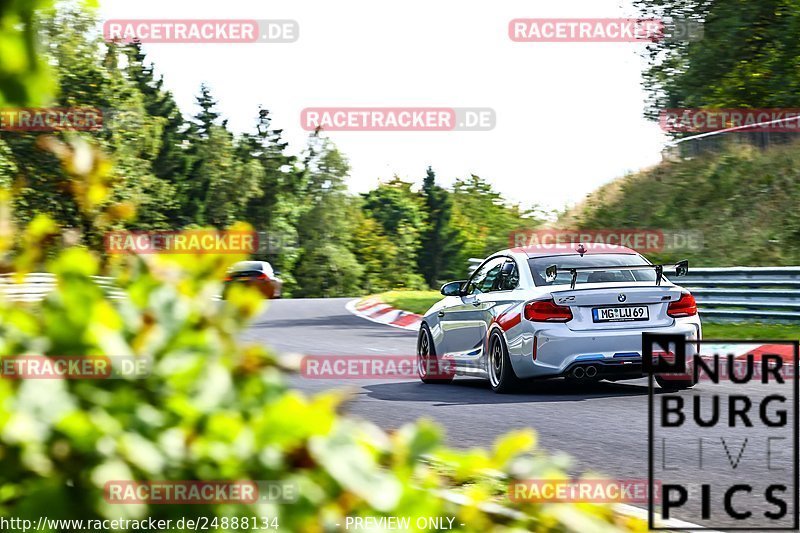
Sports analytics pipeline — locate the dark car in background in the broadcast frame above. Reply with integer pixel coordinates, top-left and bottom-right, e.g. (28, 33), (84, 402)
(224, 261), (283, 299)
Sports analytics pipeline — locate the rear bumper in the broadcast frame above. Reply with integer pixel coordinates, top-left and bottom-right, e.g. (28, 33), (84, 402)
(562, 358), (645, 380)
(508, 318), (701, 379)
(223, 280), (281, 298)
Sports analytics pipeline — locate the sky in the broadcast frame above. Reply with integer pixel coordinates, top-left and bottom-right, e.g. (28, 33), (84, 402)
(98, 0), (669, 213)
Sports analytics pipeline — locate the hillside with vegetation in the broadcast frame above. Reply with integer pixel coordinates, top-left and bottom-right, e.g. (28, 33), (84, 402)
(560, 141), (800, 266)
(559, 0), (800, 267)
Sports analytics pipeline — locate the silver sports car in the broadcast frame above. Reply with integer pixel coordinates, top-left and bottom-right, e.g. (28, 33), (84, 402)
(416, 243), (701, 393)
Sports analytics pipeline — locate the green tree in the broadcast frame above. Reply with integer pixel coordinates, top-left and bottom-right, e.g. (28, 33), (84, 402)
(349, 208), (399, 293)
(194, 83), (221, 137)
(239, 109), (302, 289)
(418, 167), (461, 286)
(241, 109), (298, 229)
(0, 0), (58, 106)
(361, 177), (426, 289)
(636, 0), (800, 118)
(124, 41), (192, 220)
(451, 175), (540, 268)
(201, 126), (264, 228)
(5, 7), (172, 244)
(291, 133), (363, 297)
(179, 86), (239, 226)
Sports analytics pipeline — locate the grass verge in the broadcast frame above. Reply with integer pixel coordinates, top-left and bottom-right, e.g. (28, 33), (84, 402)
(375, 290), (441, 315)
(702, 322), (799, 340)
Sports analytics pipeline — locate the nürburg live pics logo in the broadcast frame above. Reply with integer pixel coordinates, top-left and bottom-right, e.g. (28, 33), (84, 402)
(645, 334), (799, 530)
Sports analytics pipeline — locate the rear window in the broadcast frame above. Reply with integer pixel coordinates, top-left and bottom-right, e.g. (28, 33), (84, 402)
(230, 270), (262, 278)
(528, 254), (656, 287)
(232, 261), (263, 272)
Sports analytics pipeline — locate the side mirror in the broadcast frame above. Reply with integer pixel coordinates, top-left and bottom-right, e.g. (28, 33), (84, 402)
(674, 260), (689, 277)
(545, 264), (558, 283)
(441, 280), (465, 297)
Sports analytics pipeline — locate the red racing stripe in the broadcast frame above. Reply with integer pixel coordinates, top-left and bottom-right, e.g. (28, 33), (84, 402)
(496, 312), (521, 331)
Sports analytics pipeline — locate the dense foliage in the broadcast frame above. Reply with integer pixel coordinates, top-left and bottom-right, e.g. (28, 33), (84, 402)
(561, 1), (800, 266)
(0, 6), (538, 296)
(0, 182), (640, 531)
(562, 141), (800, 266)
(0, 236), (643, 532)
(0, 5), (642, 532)
(636, 0), (800, 117)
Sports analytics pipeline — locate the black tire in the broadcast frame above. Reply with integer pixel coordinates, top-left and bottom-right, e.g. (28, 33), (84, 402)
(417, 324), (454, 384)
(655, 375), (696, 390)
(487, 330), (522, 393)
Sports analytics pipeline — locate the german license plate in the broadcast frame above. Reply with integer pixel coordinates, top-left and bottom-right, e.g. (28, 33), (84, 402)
(592, 306), (649, 323)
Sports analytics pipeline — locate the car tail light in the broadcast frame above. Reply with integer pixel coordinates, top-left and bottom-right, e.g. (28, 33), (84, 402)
(524, 299), (573, 322)
(224, 276), (232, 282)
(667, 292), (697, 318)
(257, 273), (269, 280)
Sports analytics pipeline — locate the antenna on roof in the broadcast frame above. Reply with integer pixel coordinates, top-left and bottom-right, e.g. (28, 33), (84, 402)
(576, 243), (587, 257)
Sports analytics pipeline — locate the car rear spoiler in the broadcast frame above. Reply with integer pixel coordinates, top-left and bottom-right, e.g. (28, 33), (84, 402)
(545, 260), (689, 290)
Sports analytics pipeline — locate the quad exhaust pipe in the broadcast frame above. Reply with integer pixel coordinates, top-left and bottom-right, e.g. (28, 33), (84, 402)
(585, 365), (597, 378)
(572, 367), (585, 379)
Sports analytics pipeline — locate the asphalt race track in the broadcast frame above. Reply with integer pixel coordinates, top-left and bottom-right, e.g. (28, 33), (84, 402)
(246, 297), (797, 529)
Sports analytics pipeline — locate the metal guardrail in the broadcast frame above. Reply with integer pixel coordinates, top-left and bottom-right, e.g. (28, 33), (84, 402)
(668, 267), (800, 323)
(8, 267), (800, 323)
(467, 258), (483, 275)
(467, 260), (800, 323)
(0, 273), (123, 302)
(0, 273), (231, 302)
